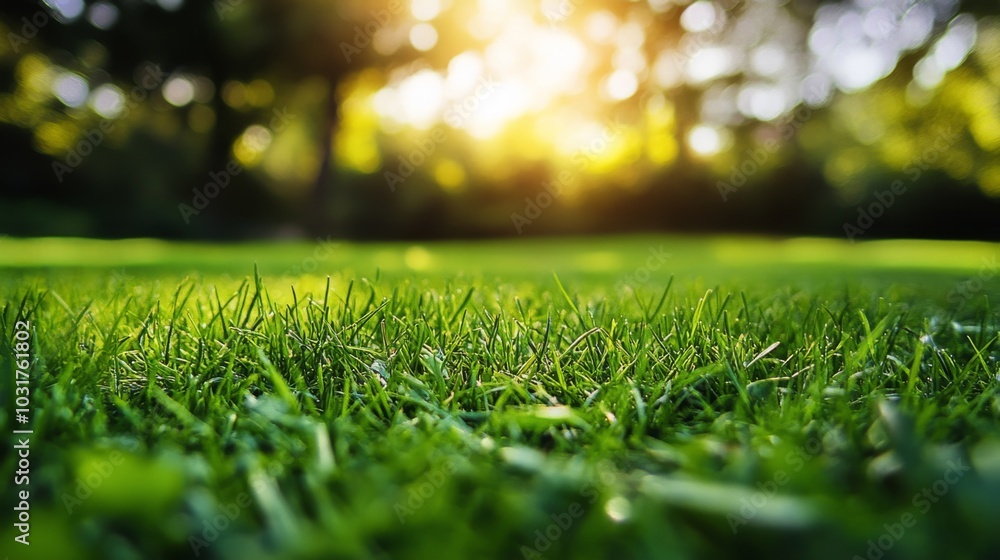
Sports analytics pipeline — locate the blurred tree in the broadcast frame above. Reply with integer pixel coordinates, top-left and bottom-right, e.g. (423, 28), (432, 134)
(1, 0), (998, 240)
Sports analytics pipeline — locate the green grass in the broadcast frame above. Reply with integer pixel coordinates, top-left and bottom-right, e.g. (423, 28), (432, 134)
(1, 236), (999, 560)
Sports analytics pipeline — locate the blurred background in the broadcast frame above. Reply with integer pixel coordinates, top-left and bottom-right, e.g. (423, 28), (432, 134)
(1, 0), (999, 241)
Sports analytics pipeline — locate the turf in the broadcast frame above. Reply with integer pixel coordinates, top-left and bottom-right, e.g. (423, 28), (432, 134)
(1, 236), (999, 560)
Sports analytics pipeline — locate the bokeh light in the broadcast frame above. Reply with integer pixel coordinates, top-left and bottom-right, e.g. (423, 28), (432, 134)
(88, 84), (125, 118)
(45, 0), (85, 22)
(4, 0), (1000, 242)
(86, 2), (119, 30)
(163, 75), (196, 107)
(53, 72), (88, 108)
(409, 23), (439, 51)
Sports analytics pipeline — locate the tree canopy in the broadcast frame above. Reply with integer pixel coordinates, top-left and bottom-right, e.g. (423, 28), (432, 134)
(2, 0), (999, 239)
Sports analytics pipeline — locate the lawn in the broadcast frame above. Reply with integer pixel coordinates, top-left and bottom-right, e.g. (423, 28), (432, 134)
(1, 236), (999, 560)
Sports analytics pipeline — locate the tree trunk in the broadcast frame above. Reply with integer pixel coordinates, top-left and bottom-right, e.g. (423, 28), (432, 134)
(309, 79), (340, 238)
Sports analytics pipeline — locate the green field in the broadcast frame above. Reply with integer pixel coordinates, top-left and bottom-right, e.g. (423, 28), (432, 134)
(2, 236), (999, 560)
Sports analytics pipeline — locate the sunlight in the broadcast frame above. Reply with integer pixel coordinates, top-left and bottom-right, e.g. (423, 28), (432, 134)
(603, 69), (639, 101)
(411, 0), (442, 21)
(344, 0), (688, 191)
(409, 23), (439, 51)
(688, 124), (725, 157)
(373, 2), (593, 140)
(397, 69), (445, 130)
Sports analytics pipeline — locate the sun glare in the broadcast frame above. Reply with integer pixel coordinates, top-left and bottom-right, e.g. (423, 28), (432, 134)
(345, 0), (678, 189)
(688, 124), (725, 157)
(372, 1), (600, 140)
